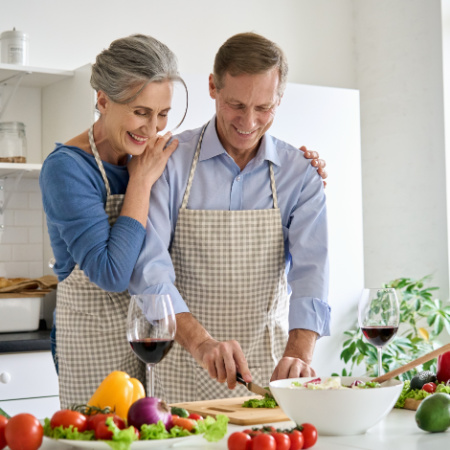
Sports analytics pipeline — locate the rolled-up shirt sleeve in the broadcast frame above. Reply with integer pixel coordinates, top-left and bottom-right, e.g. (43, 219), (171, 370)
(129, 171), (189, 315)
(287, 164), (331, 337)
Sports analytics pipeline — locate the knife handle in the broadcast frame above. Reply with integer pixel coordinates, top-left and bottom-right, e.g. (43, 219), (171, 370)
(236, 372), (247, 386)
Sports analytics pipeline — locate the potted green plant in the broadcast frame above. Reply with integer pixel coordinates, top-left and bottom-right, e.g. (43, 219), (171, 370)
(335, 276), (450, 379)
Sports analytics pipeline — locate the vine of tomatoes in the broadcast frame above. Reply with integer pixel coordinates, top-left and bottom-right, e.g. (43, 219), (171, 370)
(227, 423), (318, 450)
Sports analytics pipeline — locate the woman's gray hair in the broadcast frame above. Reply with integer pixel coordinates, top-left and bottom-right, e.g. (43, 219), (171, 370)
(91, 34), (188, 128)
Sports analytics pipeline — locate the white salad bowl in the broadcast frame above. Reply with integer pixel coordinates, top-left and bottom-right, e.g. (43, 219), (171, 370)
(269, 376), (404, 436)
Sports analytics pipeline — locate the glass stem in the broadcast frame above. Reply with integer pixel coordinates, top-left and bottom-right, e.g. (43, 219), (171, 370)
(147, 363), (155, 397)
(377, 347), (383, 376)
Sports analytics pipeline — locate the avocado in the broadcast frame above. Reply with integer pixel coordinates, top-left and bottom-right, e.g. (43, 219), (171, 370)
(415, 392), (450, 432)
(410, 371), (437, 390)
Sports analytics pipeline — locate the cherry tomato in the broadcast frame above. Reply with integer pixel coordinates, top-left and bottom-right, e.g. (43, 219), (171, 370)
(300, 423), (318, 449)
(172, 416), (196, 432)
(0, 416), (8, 450)
(94, 415), (127, 440)
(188, 413), (204, 421)
(5, 413), (43, 450)
(270, 431), (291, 450)
(252, 433), (276, 450)
(50, 409), (88, 432)
(422, 382), (437, 393)
(288, 429), (304, 450)
(244, 429), (262, 438)
(227, 431), (251, 450)
(86, 413), (125, 432)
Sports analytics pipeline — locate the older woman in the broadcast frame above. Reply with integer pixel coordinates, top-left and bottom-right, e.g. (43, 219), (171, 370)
(40, 34), (184, 408)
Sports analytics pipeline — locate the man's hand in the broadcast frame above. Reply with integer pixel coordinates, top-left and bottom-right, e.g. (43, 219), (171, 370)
(194, 338), (251, 390)
(175, 313), (252, 390)
(271, 355), (316, 380)
(271, 328), (319, 381)
(300, 146), (327, 187)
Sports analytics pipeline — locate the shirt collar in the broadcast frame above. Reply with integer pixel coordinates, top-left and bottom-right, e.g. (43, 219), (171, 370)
(199, 116), (282, 167)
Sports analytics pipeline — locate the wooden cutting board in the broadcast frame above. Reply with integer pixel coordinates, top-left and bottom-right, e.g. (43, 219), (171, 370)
(171, 396), (290, 425)
(403, 398), (422, 410)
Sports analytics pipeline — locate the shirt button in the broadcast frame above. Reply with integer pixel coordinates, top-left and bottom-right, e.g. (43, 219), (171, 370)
(236, 176), (241, 182)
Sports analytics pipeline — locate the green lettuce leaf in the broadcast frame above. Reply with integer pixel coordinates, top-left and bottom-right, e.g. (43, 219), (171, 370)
(104, 416), (139, 450)
(199, 414), (229, 442)
(43, 417), (95, 441)
(395, 380), (450, 408)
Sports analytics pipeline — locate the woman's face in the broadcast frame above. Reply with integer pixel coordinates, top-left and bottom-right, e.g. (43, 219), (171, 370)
(98, 80), (173, 160)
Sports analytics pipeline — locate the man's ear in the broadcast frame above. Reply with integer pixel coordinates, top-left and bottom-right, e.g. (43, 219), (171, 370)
(209, 74), (218, 100)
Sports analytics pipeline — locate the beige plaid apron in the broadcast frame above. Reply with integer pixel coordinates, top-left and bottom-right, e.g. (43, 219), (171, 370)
(56, 126), (145, 408)
(155, 124), (289, 403)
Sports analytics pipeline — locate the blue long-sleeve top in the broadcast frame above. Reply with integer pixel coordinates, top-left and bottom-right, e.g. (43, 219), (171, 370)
(39, 144), (146, 292)
(129, 118), (331, 336)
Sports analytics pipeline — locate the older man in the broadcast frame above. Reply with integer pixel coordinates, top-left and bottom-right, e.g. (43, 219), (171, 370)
(130, 32), (330, 403)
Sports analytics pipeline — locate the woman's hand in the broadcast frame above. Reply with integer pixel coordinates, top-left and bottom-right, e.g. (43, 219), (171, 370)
(127, 131), (179, 188)
(300, 145), (327, 187)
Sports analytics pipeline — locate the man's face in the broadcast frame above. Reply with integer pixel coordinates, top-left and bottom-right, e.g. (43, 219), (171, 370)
(209, 69), (281, 163)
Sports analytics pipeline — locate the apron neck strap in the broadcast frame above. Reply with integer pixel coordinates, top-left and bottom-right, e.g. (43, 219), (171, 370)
(181, 122), (279, 210)
(180, 123), (208, 209)
(88, 125), (111, 197)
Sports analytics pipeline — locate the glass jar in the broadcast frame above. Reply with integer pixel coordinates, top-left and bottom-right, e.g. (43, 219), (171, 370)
(0, 122), (27, 163)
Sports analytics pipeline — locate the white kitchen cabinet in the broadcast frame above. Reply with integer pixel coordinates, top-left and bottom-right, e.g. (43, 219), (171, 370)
(0, 62), (95, 276)
(0, 62), (95, 175)
(0, 351), (59, 419)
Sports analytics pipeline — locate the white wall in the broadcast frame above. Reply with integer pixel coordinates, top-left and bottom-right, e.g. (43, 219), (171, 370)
(354, 0), (449, 301)
(0, 0), (356, 88)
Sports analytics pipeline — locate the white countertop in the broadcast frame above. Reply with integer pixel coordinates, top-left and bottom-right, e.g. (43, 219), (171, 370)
(34, 408), (448, 450)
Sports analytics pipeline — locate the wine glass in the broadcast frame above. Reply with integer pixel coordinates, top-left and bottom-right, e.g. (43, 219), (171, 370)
(127, 294), (176, 397)
(358, 288), (400, 376)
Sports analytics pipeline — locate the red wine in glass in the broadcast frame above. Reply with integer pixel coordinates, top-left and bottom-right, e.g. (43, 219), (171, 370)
(130, 338), (174, 364)
(361, 326), (398, 347)
(358, 288), (400, 376)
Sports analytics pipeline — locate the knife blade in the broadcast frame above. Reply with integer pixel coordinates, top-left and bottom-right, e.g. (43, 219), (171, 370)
(236, 372), (273, 397)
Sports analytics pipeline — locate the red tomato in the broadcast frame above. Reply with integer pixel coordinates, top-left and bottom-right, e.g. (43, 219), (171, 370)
(270, 431), (291, 450)
(188, 413), (203, 421)
(94, 415), (127, 440)
(86, 413), (124, 431)
(5, 413), (43, 450)
(288, 429), (304, 450)
(227, 431), (251, 450)
(245, 429), (262, 438)
(50, 409), (88, 432)
(422, 382), (437, 393)
(300, 423), (318, 449)
(0, 416), (8, 450)
(252, 433), (276, 450)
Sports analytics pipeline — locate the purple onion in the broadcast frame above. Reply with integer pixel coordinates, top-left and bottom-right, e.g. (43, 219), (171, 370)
(127, 397), (173, 431)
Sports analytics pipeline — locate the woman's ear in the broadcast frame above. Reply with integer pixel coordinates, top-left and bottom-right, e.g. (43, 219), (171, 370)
(96, 91), (109, 114)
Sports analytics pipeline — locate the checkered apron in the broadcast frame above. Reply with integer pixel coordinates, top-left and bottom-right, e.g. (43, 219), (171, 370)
(155, 124), (289, 403)
(56, 126), (145, 409)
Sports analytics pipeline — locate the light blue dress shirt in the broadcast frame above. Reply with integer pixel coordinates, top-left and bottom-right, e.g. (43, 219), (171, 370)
(129, 117), (331, 337)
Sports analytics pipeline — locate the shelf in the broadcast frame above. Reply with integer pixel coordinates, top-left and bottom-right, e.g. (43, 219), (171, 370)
(0, 163), (41, 178)
(0, 64), (74, 88)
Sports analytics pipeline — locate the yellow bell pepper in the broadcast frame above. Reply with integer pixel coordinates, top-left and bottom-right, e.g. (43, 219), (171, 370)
(87, 371), (145, 419)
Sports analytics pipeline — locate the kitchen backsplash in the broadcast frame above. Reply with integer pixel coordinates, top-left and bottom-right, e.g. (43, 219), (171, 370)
(0, 177), (45, 278)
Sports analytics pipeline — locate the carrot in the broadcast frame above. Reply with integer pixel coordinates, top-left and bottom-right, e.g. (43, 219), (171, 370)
(172, 416), (196, 432)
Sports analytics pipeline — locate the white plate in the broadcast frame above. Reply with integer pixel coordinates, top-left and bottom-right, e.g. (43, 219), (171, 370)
(44, 435), (200, 448)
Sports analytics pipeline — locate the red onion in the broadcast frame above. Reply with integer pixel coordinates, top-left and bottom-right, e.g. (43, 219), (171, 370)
(127, 397), (173, 431)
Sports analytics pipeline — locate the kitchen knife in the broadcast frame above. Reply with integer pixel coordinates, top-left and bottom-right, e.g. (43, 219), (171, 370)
(236, 372), (273, 397)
